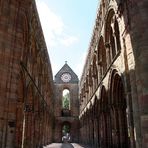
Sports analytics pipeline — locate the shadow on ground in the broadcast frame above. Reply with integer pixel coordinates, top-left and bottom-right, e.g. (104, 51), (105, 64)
(61, 143), (74, 148)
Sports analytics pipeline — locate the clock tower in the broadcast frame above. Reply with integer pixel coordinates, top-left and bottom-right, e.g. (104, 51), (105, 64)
(54, 62), (79, 143)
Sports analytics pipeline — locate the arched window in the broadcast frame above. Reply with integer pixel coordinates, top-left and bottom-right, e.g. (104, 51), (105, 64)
(105, 9), (121, 63)
(97, 37), (107, 77)
(110, 26), (116, 59)
(62, 89), (70, 110)
(114, 18), (121, 51)
(92, 55), (98, 90)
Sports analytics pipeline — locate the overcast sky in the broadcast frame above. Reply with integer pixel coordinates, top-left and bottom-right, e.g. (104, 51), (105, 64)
(35, 0), (99, 79)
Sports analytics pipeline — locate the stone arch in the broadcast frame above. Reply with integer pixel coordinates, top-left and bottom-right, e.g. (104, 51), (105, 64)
(105, 8), (121, 63)
(61, 88), (71, 117)
(93, 96), (99, 147)
(89, 102), (94, 146)
(114, 17), (121, 51)
(92, 53), (98, 90)
(88, 65), (93, 97)
(99, 86), (109, 148)
(62, 88), (70, 109)
(93, 95), (99, 118)
(109, 69), (129, 148)
(97, 36), (107, 78)
(88, 65), (93, 86)
(105, 9), (115, 43)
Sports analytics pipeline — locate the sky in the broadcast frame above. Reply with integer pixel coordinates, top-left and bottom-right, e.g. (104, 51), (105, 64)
(35, 0), (99, 79)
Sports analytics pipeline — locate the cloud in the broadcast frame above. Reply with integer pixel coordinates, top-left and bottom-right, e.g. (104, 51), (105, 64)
(60, 36), (78, 47)
(36, 0), (64, 48)
(36, 0), (78, 49)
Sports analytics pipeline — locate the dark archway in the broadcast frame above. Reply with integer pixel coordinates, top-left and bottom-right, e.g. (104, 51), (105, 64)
(97, 37), (107, 79)
(110, 70), (129, 148)
(98, 86), (111, 148)
(62, 122), (71, 142)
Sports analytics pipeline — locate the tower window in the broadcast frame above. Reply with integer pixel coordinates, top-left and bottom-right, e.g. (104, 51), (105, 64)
(62, 89), (70, 110)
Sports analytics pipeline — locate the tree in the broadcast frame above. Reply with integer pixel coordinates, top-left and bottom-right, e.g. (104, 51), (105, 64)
(63, 93), (70, 109)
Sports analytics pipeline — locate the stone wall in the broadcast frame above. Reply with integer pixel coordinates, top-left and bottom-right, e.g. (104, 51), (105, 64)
(79, 0), (148, 148)
(53, 63), (79, 143)
(54, 83), (79, 143)
(0, 0), (54, 147)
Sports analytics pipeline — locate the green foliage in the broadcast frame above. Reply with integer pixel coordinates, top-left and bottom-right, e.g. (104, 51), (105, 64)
(63, 98), (69, 109)
(62, 93), (70, 109)
(63, 125), (70, 133)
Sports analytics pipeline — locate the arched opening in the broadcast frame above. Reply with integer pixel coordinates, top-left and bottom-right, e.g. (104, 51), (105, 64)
(62, 89), (70, 109)
(93, 97), (99, 148)
(62, 89), (71, 116)
(110, 26), (116, 59)
(97, 37), (107, 79)
(105, 9), (121, 64)
(110, 71), (129, 148)
(114, 18), (121, 51)
(92, 55), (98, 90)
(99, 86), (109, 148)
(62, 122), (71, 142)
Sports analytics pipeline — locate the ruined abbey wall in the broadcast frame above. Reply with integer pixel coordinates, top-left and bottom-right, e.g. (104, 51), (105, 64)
(0, 0), (54, 147)
(79, 0), (148, 148)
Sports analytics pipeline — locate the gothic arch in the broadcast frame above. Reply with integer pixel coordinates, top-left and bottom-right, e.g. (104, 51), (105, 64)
(93, 96), (99, 147)
(105, 9), (121, 63)
(97, 36), (107, 78)
(98, 86), (109, 148)
(109, 70), (129, 148)
(62, 89), (70, 110)
(92, 54), (98, 90)
(105, 9), (115, 42)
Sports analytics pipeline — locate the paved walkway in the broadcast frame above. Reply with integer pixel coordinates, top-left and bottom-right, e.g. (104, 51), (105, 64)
(43, 143), (90, 148)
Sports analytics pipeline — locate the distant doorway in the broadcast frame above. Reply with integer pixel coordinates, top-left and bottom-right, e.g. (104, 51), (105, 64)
(62, 122), (71, 142)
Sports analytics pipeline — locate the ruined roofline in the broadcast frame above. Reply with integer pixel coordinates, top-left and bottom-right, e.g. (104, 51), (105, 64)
(80, 0), (101, 85)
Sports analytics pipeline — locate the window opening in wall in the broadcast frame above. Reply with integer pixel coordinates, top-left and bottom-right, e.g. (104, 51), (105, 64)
(110, 26), (116, 59)
(114, 18), (121, 51)
(62, 89), (71, 117)
(62, 89), (70, 109)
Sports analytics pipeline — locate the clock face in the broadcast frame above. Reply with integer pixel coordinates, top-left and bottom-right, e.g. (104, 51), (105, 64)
(61, 73), (71, 82)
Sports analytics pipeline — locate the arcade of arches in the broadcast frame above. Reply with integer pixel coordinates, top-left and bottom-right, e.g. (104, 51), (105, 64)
(0, 0), (148, 148)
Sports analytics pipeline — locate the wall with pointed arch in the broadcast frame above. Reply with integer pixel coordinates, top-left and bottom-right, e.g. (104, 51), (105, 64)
(0, 0), (54, 147)
(79, 0), (148, 148)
